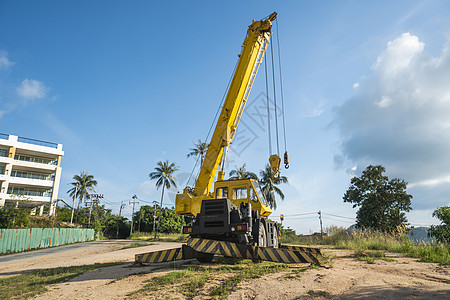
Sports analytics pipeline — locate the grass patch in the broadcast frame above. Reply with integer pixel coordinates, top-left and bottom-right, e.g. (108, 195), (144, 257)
(284, 226), (450, 265)
(129, 258), (295, 299)
(208, 260), (289, 298)
(0, 262), (123, 299)
(354, 250), (394, 264)
(120, 242), (154, 250)
(129, 268), (211, 299)
(129, 232), (187, 242)
(284, 264), (318, 280)
(307, 289), (331, 298)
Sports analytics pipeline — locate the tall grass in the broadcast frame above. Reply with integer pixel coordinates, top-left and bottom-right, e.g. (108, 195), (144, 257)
(282, 226), (450, 265)
(129, 232), (187, 242)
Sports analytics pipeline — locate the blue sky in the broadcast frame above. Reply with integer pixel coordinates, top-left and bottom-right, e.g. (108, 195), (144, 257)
(1, 1), (450, 233)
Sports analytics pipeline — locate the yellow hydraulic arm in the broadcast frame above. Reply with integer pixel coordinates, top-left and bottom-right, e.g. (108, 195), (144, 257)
(176, 12), (277, 216)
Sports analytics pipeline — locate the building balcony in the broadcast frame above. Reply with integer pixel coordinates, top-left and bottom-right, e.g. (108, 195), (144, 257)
(5, 194), (51, 206)
(9, 176), (54, 188)
(0, 157), (12, 164)
(12, 159), (58, 171)
(0, 134), (64, 156)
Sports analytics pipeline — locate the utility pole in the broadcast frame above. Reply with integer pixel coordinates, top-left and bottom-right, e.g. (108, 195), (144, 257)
(86, 194), (103, 228)
(119, 201), (125, 216)
(318, 210), (323, 239)
(129, 195), (139, 237)
(152, 200), (159, 233)
(70, 183), (78, 225)
(116, 201), (126, 238)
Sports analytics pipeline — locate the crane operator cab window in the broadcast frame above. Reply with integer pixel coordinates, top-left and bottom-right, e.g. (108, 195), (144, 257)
(249, 188), (259, 203)
(233, 187), (247, 200)
(216, 187), (228, 199)
(252, 182), (268, 206)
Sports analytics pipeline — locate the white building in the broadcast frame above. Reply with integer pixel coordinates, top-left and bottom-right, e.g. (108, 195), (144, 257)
(0, 133), (64, 216)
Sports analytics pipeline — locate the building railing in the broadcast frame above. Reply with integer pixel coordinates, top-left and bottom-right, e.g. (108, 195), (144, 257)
(0, 133), (8, 140)
(17, 136), (58, 149)
(14, 154), (57, 165)
(7, 187), (52, 197)
(10, 170), (54, 181)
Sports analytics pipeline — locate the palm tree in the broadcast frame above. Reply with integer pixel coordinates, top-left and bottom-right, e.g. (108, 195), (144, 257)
(187, 139), (209, 165)
(68, 171), (97, 224)
(259, 164), (288, 209)
(149, 161), (178, 238)
(229, 163), (258, 180)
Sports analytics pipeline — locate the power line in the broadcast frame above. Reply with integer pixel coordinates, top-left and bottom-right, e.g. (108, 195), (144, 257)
(322, 217), (355, 224)
(322, 213), (355, 220)
(271, 212), (317, 218)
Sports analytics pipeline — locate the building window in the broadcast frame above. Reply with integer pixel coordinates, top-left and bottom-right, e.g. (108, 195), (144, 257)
(7, 187), (52, 197)
(11, 170), (54, 181)
(0, 165), (4, 175)
(0, 149), (7, 157)
(14, 154), (57, 165)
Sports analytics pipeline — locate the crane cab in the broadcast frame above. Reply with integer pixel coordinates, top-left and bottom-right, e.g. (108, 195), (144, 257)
(183, 178), (277, 246)
(214, 179), (272, 217)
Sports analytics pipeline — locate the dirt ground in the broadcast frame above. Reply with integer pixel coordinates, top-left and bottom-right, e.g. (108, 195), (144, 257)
(1, 240), (449, 299)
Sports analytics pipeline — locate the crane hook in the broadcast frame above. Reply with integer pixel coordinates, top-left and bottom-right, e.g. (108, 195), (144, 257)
(284, 151), (289, 169)
(269, 154), (281, 181)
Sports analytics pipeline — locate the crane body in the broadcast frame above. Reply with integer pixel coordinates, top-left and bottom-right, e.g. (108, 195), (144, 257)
(174, 13), (280, 258)
(134, 13), (322, 265)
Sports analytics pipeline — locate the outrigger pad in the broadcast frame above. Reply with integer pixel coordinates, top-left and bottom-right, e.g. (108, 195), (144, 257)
(134, 239), (322, 265)
(187, 237), (321, 265)
(134, 247), (184, 264)
(280, 244), (322, 255)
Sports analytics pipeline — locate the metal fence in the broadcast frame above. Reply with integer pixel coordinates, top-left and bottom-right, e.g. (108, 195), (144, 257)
(0, 228), (95, 254)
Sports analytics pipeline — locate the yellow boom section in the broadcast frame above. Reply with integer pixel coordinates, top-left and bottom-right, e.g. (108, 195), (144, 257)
(176, 12), (277, 216)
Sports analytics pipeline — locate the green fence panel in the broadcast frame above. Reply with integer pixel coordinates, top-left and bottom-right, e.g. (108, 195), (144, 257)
(0, 229), (4, 253)
(0, 228), (96, 254)
(9, 229), (17, 253)
(16, 229), (29, 252)
(59, 228), (67, 245)
(67, 229), (74, 244)
(16, 229), (23, 252)
(30, 228), (43, 249)
(0, 229), (6, 253)
(81, 229), (86, 242)
(51, 228), (59, 247)
(87, 229), (94, 241)
(41, 228), (51, 248)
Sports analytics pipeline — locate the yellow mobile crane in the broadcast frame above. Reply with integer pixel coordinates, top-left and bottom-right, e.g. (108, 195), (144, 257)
(135, 13), (321, 265)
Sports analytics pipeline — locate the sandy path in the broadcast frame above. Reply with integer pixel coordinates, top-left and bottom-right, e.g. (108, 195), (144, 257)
(230, 249), (450, 299)
(0, 240), (182, 278)
(3, 241), (449, 299)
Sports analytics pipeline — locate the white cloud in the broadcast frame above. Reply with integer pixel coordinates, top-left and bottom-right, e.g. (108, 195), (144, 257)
(0, 51), (14, 69)
(375, 96), (392, 108)
(373, 33), (424, 77)
(333, 33), (450, 210)
(16, 79), (48, 100)
(300, 101), (325, 118)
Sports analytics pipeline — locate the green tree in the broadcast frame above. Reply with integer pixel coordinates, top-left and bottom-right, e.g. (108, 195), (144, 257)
(229, 163), (258, 180)
(0, 206), (31, 228)
(428, 206), (450, 243)
(187, 139), (209, 165)
(149, 160), (178, 238)
(259, 164), (288, 209)
(67, 171), (98, 224)
(343, 165), (412, 232)
(134, 205), (186, 234)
